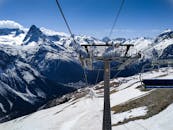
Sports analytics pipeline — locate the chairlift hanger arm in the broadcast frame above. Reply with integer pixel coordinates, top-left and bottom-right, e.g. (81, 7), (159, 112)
(84, 46), (89, 53)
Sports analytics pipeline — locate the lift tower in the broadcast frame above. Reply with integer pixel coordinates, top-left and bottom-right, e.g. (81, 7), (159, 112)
(80, 43), (140, 130)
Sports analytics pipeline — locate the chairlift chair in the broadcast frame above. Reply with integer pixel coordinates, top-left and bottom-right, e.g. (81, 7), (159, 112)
(142, 79), (173, 88)
(79, 44), (94, 70)
(79, 54), (93, 70)
(141, 59), (173, 88)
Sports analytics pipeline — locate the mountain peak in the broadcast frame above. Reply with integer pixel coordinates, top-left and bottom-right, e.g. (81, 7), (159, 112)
(102, 37), (111, 43)
(154, 29), (173, 43)
(23, 25), (45, 45)
(28, 25), (42, 35)
(162, 29), (172, 33)
(30, 25), (38, 30)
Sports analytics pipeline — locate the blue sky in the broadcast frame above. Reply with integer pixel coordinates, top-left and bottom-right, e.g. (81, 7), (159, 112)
(0, 0), (173, 39)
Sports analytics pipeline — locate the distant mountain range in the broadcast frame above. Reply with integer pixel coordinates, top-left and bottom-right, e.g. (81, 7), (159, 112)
(0, 20), (173, 122)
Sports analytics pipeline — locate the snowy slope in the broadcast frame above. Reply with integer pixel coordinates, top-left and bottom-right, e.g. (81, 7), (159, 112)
(0, 68), (173, 130)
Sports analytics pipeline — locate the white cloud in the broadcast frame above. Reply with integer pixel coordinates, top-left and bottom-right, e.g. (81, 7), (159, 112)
(0, 20), (24, 29)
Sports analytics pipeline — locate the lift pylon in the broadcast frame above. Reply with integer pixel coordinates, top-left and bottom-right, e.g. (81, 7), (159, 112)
(80, 43), (141, 130)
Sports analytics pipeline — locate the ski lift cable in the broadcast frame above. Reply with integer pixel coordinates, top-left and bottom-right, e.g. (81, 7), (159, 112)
(112, 69), (122, 79)
(55, 0), (89, 86)
(95, 69), (101, 84)
(55, 0), (131, 86)
(55, 0), (77, 44)
(83, 66), (89, 86)
(108, 0), (125, 38)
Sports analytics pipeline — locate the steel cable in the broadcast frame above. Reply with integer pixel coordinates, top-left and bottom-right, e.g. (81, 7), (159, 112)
(108, 0), (125, 38)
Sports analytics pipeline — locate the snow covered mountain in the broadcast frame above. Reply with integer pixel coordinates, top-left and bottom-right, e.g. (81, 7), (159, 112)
(0, 20), (173, 123)
(0, 47), (76, 122)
